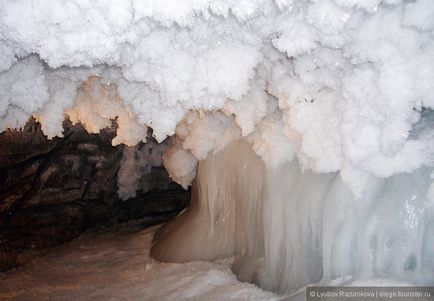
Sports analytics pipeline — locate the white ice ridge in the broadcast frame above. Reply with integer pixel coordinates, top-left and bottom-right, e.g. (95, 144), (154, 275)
(1, 0), (434, 194)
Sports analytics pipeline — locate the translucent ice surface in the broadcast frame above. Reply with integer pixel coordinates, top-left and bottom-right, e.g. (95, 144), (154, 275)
(153, 139), (434, 294)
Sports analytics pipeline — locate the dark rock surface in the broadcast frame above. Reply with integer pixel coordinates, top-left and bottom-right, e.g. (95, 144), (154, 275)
(0, 119), (189, 271)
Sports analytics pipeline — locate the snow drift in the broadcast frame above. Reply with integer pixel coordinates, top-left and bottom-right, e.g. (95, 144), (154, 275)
(1, 0), (434, 294)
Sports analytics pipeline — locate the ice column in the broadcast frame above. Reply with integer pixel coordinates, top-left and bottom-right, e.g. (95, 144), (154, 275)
(152, 140), (434, 293)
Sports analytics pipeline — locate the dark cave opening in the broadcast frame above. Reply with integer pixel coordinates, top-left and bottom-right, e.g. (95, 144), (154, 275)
(0, 118), (189, 271)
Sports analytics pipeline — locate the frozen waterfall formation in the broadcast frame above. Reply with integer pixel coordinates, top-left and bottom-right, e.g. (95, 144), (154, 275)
(152, 137), (434, 293)
(1, 0), (434, 294)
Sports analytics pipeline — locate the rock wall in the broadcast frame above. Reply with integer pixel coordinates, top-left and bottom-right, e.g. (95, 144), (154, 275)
(0, 119), (189, 271)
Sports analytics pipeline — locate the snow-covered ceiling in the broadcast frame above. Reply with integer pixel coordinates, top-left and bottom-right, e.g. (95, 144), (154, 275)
(1, 0), (433, 194)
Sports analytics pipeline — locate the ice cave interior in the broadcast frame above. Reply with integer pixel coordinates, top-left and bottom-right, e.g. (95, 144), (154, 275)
(0, 0), (433, 300)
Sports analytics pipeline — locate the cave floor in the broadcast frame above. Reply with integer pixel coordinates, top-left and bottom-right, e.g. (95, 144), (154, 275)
(0, 222), (281, 301)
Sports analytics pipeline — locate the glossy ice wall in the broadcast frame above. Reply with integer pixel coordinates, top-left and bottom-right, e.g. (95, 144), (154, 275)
(152, 140), (434, 293)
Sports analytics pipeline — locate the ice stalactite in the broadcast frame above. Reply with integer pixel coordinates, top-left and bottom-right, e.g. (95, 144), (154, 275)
(117, 135), (169, 200)
(152, 140), (265, 263)
(153, 138), (434, 293)
(262, 163), (434, 293)
(117, 146), (142, 201)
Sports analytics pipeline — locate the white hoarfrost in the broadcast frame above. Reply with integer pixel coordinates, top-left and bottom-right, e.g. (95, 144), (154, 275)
(0, 56), (49, 130)
(117, 137), (168, 200)
(0, 0), (433, 187)
(66, 76), (147, 146)
(2, 0), (433, 191)
(1, 0), (434, 295)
